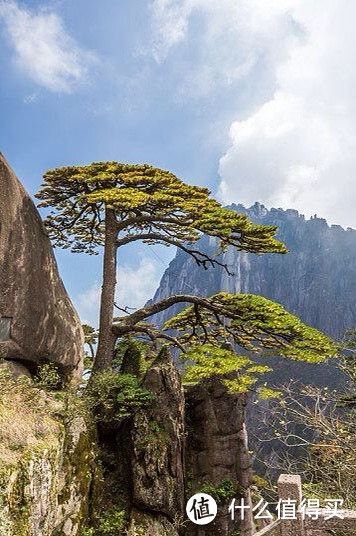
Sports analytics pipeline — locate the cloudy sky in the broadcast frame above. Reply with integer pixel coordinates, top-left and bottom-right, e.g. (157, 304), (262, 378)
(1, 0), (355, 325)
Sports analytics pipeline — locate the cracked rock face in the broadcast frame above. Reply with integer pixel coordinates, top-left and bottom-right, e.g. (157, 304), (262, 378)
(185, 380), (253, 536)
(129, 350), (185, 534)
(0, 154), (83, 382)
(0, 409), (96, 536)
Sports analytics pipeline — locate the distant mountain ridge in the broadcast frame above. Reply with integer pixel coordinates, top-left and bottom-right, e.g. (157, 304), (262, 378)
(150, 202), (356, 339)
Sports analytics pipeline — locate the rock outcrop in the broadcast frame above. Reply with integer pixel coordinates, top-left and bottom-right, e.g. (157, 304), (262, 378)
(107, 352), (253, 536)
(0, 346), (252, 536)
(128, 349), (185, 535)
(0, 154), (84, 382)
(185, 380), (253, 536)
(0, 376), (96, 536)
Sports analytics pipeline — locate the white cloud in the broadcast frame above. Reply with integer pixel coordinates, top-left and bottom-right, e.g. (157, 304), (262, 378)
(149, 0), (300, 95)
(149, 0), (192, 61)
(151, 0), (294, 56)
(218, 0), (356, 227)
(23, 92), (38, 104)
(75, 282), (101, 326)
(116, 256), (162, 311)
(76, 256), (162, 327)
(0, 0), (95, 92)
(151, 0), (356, 227)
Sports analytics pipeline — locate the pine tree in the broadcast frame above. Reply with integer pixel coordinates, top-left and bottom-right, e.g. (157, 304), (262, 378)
(36, 161), (287, 370)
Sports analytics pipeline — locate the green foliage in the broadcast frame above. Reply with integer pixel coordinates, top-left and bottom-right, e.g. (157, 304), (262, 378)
(85, 370), (155, 424)
(80, 529), (94, 536)
(35, 363), (61, 390)
(80, 507), (126, 536)
(223, 377), (258, 394)
(97, 507), (126, 534)
(82, 324), (98, 361)
(147, 419), (162, 435)
(251, 474), (269, 489)
(302, 481), (327, 500)
(35, 161), (286, 256)
(36, 161), (337, 391)
(82, 324), (98, 346)
(198, 479), (239, 504)
(174, 293), (337, 396)
(115, 374), (155, 417)
(136, 418), (169, 450)
(36, 162), (287, 372)
(166, 292), (338, 363)
(257, 385), (282, 399)
(182, 344), (271, 394)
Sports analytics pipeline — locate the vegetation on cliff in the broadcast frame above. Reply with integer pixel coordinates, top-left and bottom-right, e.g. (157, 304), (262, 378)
(32, 161), (343, 536)
(0, 367), (96, 536)
(260, 334), (356, 510)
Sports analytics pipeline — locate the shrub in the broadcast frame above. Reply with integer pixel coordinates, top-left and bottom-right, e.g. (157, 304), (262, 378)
(198, 479), (240, 504)
(80, 529), (94, 536)
(98, 507), (126, 534)
(36, 363), (61, 390)
(85, 370), (155, 425)
(113, 338), (149, 378)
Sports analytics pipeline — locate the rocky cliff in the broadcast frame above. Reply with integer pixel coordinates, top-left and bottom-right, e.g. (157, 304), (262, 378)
(0, 154), (84, 383)
(185, 380), (253, 536)
(124, 352), (252, 536)
(0, 346), (252, 536)
(127, 348), (185, 535)
(150, 202), (356, 339)
(0, 369), (96, 536)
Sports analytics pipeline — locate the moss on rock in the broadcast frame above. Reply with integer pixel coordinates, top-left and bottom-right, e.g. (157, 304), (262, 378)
(0, 373), (96, 536)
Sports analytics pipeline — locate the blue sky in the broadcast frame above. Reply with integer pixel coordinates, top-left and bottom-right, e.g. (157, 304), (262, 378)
(1, 0), (355, 325)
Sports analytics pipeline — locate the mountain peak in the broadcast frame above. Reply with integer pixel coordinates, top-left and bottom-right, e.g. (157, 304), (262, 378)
(150, 201), (356, 338)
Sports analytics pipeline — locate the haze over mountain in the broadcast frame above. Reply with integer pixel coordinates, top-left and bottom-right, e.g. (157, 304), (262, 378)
(150, 202), (356, 340)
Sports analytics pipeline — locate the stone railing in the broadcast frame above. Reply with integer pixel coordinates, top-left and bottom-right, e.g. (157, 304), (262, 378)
(254, 474), (356, 536)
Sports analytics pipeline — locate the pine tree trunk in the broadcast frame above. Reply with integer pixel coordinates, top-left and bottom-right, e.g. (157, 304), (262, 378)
(93, 207), (117, 372)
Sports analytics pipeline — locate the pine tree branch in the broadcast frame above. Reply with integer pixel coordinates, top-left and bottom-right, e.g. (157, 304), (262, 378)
(117, 233), (234, 274)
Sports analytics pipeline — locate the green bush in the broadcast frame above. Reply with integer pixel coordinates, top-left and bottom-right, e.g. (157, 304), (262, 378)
(85, 370), (156, 425)
(198, 479), (239, 504)
(80, 508), (126, 536)
(80, 528), (94, 536)
(98, 507), (126, 534)
(35, 363), (61, 390)
(115, 374), (155, 417)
